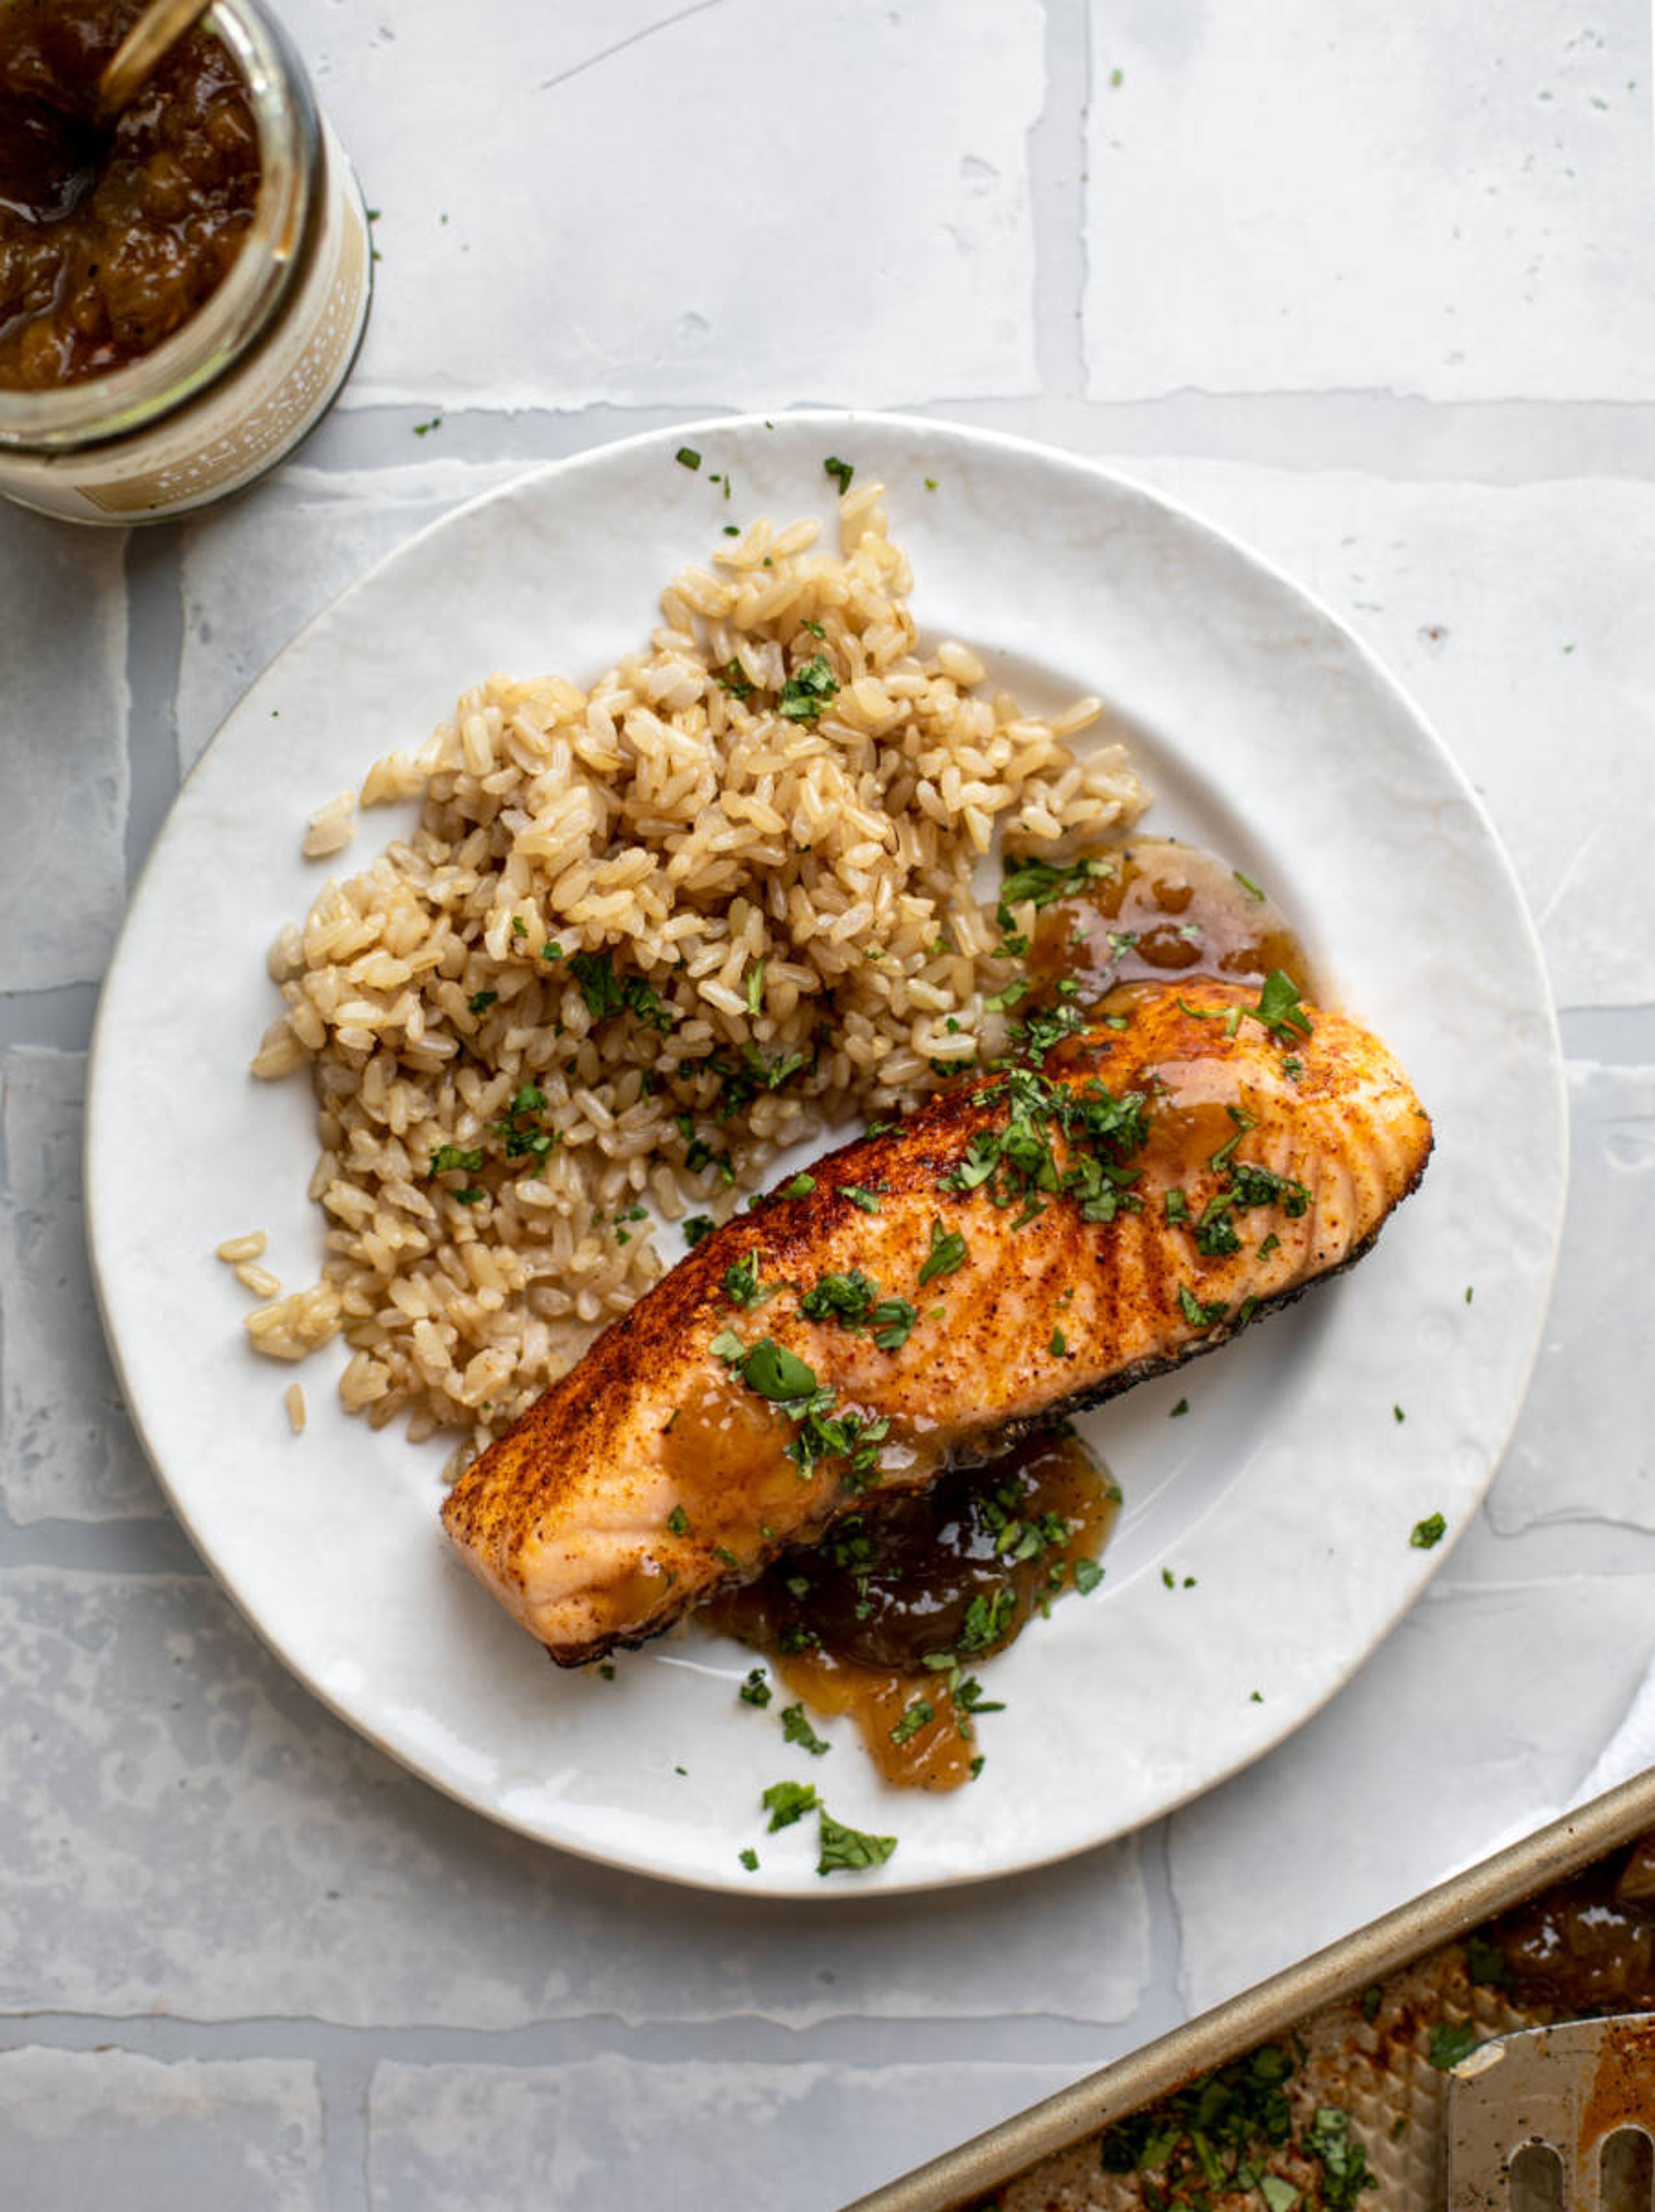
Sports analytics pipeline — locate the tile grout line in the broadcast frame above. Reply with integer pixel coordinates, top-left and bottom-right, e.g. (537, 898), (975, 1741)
(0, 2008), (1143, 2071)
(121, 523), (187, 904)
(299, 390), (1655, 485)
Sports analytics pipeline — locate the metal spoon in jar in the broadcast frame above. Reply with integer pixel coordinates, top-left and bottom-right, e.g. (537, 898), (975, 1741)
(95, 0), (212, 124)
(0, 0), (212, 228)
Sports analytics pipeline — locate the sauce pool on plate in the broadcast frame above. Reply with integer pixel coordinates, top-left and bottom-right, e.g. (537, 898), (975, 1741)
(706, 1427), (1120, 1790)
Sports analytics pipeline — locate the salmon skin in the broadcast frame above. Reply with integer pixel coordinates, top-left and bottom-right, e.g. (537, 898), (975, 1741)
(441, 981), (1432, 1664)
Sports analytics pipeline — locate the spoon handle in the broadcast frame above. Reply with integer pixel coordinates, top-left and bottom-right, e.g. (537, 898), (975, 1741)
(96, 0), (212, 124)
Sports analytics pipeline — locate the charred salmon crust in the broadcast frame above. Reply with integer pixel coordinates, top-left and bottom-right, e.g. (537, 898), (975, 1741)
(441, 981), (1433, 1664)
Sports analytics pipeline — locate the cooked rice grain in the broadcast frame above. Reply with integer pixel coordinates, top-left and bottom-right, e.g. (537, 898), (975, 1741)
(251, 491), (1147, 1466)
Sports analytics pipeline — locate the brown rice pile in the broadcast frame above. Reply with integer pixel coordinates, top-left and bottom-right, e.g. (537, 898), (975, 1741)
(245, 482), (1148, 1466)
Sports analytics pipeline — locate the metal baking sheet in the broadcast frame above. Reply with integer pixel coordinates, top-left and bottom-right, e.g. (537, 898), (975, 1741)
(841, 1767), (1655, 2212)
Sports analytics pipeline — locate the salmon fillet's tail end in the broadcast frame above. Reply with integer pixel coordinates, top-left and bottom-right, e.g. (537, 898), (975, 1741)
(440, 982), (1434, 1664)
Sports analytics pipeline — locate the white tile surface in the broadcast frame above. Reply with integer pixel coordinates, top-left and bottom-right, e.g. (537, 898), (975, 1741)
(0, 2049), (322, 2212)
(368, 2053), (1078, 2212)
(0, 1566), (1149, 2028)
(1085, 0), (1655, 400)
(1167, 1566), (1655, 2015)
(177, 458), (526, 770)
(281, 0), (1043, 412)
(0, 1049), (160, 1522)
(4, 0), (1655, 2197)
(1492, 1061), (1655, 1535)
(1102, 457), (1655, 1007)
(0, 510), (128, 991)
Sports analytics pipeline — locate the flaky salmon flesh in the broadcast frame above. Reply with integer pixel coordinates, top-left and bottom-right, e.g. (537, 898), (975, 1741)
(441, 980), (1432, 1664)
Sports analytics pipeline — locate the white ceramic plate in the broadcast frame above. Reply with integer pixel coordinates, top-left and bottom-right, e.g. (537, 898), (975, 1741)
(87, 413), (1565, 1896)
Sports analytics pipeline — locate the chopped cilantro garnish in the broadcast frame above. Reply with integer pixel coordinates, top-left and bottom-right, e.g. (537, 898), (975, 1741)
(1101, 2045), (1302, 2196)
(823, 454), (854, 496)
(467, 990), (497, 1014)
(684, 1135), (734, 1183)
(1164, 1188), (1189, 1223)
(709, 1328), (746, 1364)
(683, 1215), (716, 1248)
(956, 1585), (1018, 1655)
(452, 1187), (486, 1206)
(778, 1173), (816, 1200)
(738, 1847), (759, 1872)
(871, 1297), (917, 1351)
(842, 1184), (881, 1212)
(1233, 869), (1266, 901)
(568, 950), (674, 1033)
(666, 1505), (690, 1536)
(780, 1704), (831, 1756)
(429, 1144), (485, 1176)
(996, 851), (1113, 919)
(1208, 1104), (1258, 1172)
(1169, 1397), (1189, 1417)
(1393, 1403), (1406, 1423)
(918, 1216), (968, 1284)
(1228, 1161), (1310, 1216)
(1255, 968), (1313, 1043)
(1073, 1558), (1105, 1595)
(739, 1668), (772, 1708)
(509, 916), (527, 936)
(1465, 1933), (1511, 1986)
(778, 654), (840, 723)
(741, 1338), (819, 1401)
(1194, 1195), (1243, 1257)
(1178, 1283), (1229, 1331)
(540, 940), (563, 961)
(1257, 1231), (1281, 1259)
(817, 1810), (897, 1875)
(723, 1251), (776, 1309)
(888, 1699), (935, 1747)
(1304, 2105), (1377, 2207)
(1427, 2021), (1481, 2071)
(745, 960), (765, 1016)
(799, 1270), (877, 1327)
(762, 1779), (818, 1830)
(717, 660), (753, 700)
(1049, 1326), (1067, 1356)
(675, 446), (701, 470)
(1411, 1512), (1447, 1549)
(944, 1059), (1149, 1225)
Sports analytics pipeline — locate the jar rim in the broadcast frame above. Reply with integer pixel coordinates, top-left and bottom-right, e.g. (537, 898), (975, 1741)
(0, 0), (318, 451)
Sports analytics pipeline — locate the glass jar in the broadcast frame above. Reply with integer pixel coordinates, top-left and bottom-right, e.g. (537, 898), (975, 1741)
(0, 0), (371, 523)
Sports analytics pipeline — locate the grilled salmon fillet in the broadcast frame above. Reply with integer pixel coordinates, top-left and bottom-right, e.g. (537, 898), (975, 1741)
(442, 980), (1431, 1663)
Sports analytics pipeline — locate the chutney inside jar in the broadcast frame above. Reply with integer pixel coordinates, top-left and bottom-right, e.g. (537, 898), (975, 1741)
(0, 0), (260, 389)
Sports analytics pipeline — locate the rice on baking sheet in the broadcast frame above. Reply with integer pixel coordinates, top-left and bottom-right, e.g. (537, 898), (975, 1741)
(244, 483), (1148, 1467)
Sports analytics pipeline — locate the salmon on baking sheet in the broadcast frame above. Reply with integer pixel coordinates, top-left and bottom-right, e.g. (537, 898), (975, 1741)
(440, 979), (1432, 1665)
